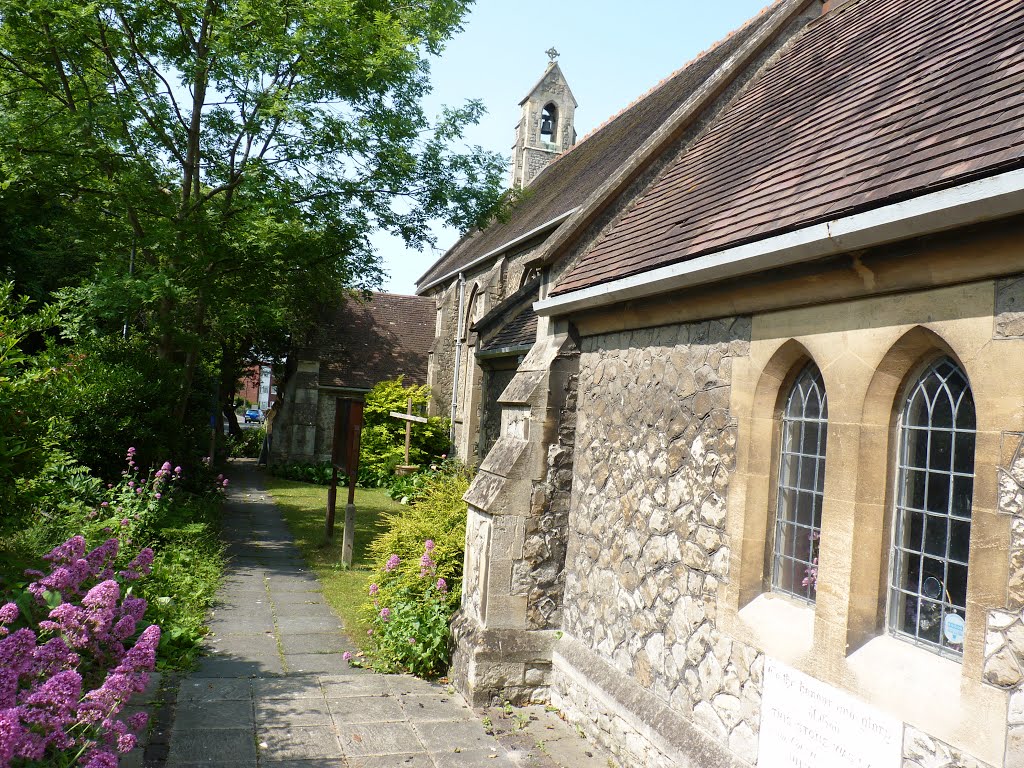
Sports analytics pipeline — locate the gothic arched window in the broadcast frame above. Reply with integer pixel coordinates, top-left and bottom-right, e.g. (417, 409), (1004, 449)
(772, 362), (828, 602)
(540, 104), (557, 144)
(889, 357), (975, 657)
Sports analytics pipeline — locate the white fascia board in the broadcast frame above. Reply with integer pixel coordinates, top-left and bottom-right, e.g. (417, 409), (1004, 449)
(415, 208), (579, 295)
(535, 167), (1024, 316)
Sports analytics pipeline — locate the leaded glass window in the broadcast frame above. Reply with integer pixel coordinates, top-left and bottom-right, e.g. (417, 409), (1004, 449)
(773, 363), (828, 602)
(889, 357), (975, 658)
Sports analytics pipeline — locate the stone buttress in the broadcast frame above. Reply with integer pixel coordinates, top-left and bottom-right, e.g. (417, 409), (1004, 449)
(450, 331), (579, 705)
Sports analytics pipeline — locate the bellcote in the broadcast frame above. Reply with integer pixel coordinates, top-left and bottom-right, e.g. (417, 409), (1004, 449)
(511, 56), (577, 189)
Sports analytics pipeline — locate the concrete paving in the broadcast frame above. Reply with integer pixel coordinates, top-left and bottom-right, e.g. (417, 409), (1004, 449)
(162, 460), (608, 768)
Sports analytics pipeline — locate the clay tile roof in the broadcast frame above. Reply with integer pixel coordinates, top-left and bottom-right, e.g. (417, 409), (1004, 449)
(415, 2), (783, 293)
(479, 308), (538, 355)
(553, 0), (1024, 297)
(305, 292), (434, 391)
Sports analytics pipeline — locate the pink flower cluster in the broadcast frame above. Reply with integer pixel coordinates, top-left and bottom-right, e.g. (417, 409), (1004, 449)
(0, 536), (161, 767)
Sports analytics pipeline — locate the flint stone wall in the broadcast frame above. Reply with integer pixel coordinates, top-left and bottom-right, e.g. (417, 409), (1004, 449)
(518, 359), (578, 630)
(981, 431), (1024, 766)
(561, 317), (762, 764)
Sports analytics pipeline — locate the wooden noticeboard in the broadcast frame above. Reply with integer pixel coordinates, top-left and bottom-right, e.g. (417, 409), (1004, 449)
(326, 397), (363, 567)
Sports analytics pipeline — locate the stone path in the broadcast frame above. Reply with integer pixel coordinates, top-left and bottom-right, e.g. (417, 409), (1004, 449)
(163, 460), (606, 768)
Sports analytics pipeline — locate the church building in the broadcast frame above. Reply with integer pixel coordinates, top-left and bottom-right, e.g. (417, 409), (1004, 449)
(432, 0), (1024, 766)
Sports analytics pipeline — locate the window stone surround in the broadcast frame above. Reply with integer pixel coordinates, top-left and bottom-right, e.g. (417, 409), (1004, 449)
(553, 272), (1024, 767)
(721, 279), (1018, 766)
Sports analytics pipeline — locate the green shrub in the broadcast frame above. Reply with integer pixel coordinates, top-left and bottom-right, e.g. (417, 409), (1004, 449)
(358, 377), (450, 487)
(270, 460), (335, 485)
(229, 426), (266, 458)
(356, 459), (472, 676)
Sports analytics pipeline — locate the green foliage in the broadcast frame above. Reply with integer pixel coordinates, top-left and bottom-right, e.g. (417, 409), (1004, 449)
(44, 335), (208, 482)
(270, 460), (335, 486)
(0, 446), (225, 671)
(359, 554), (452, 678)
(136, 498), (224, 669)
(0, 0), (509, 423)
(0, 284), (64, 510)
(359, 377), (450, 487)
(229, 427), (266, 459)
(357, 459), (472, 676)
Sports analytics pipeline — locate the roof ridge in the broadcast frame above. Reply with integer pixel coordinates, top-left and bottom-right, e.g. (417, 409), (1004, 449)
(542, 0), (787, 172)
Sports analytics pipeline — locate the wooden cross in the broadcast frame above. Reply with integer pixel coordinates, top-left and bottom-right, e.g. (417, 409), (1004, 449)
(389, 398), (428, 467)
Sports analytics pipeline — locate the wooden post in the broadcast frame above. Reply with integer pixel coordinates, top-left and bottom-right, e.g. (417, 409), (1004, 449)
(339, 399), (363, 568)
(327, 397), (363, 563)
(389, 398), (428, 476)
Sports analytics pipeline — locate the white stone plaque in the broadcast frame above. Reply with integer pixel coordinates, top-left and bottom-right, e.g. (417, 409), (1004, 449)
(758, 658), (903, 768)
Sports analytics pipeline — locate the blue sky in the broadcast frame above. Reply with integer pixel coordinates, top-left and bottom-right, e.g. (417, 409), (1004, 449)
(376, 0), (772, 295)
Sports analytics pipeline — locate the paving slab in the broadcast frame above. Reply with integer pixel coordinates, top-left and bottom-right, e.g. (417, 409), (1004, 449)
(257, 725), (342, 761)
(160, 460), (609, 768)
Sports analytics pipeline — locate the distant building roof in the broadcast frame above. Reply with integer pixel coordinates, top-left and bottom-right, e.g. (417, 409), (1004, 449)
(300, 292), (434, 391)
(554, 0), (1024, 296)
(415, 2), (783, 293)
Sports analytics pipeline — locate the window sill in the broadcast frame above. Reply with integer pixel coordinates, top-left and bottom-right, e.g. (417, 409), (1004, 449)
(736, 592), (814, 665)
(845, 635), (1006, 765)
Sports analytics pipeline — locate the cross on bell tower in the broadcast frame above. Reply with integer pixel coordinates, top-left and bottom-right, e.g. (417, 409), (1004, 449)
(511, 51), (577, 189)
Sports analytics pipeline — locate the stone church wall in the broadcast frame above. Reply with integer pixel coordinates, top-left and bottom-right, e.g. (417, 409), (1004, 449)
(551, 268), (1024, 767)
(554, 317), (762, 765)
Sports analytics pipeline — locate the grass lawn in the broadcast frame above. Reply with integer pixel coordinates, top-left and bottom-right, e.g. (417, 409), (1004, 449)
(264, 476), (402, 644)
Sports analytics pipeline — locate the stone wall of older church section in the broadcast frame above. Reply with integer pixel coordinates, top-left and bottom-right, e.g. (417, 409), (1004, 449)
(558, 317), (762, 764)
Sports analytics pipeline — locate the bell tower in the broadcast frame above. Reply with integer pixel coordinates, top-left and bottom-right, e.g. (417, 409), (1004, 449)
(511, 49), (577, 189)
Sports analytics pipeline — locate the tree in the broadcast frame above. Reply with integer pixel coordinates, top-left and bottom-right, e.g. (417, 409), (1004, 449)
(0, 0), (507, 421)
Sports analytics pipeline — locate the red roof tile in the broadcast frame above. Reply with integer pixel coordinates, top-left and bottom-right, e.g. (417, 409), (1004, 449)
(414, 2), (786, 292)
(553, 0), (1024, 297)
(300, 293), (434, 391)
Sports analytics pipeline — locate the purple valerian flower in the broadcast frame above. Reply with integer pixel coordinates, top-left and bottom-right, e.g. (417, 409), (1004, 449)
(368, 583), (379, 596)
(154, 492), (162, 500)
(83, 749), (119, 768)
(424, 539), (435, 552)
(436, 578), (448, 593)
(119, 549), (154, 582)
(0, 603), (17, 626)
(407, 637), (416, 645)
(128, 481), (135, 488)
(86, 539), (119, 579)
(343, 651), (352, 662)
(161, 461), (172, 471)
(120, 596), (146, 625)
(100, 501), (109, 508)
(379, 608), (391, 621)
(385, 555), (400, 572)
(112, 615), (137, 641)
(39, 603), (90, 648)
(135, 488), (143, 495)
(43, 535), (86, 565)
(0, 708), (22, 765)
(419, 550), (436, 578)
(116, 731), (137, 753)
(127, 712), (148, 732)
(173, 466), (182, 475)
(222, 478), (229, 487)
(31, 637), (79, 679)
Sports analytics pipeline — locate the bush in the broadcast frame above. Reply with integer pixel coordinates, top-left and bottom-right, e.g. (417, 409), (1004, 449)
(269, 460), (334, 485)
(357, 541), (451, 678)
(1, 448), (225, 672)
(228, 427), (265, 459)
(358, 378), (450, 487)
(353, 459), (472, 676)
(0, 535), (161, 766)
